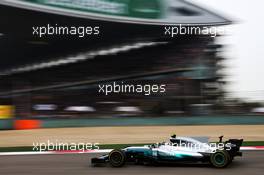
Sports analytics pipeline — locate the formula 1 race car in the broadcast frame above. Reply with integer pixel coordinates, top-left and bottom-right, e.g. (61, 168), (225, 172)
(92, 135), (243, 168)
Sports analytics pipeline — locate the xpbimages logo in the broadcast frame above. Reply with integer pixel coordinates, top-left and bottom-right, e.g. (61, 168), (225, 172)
(32, 24), (100, 38)
(164, 24), (227, 38)
(98, 82), (166, 96)
(163, 140), (233, 153)
(33, 140), (100, 152)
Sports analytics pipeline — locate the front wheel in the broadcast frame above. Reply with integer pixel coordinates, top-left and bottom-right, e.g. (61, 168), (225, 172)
(109, 149), (126, 167)
(210, 150), (231, 168)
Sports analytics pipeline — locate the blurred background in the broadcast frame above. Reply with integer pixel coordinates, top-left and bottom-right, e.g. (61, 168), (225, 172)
(0, 0), (263, 130)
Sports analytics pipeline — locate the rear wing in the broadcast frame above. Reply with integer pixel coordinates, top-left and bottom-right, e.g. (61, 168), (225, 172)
(225, 139), (243, 157)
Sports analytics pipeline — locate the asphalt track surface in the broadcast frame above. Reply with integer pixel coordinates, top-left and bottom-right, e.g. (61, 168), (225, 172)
(0, 151), (263, 175)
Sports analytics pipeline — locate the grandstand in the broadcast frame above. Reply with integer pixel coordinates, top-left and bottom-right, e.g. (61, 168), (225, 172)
(0, 0), (229, 118)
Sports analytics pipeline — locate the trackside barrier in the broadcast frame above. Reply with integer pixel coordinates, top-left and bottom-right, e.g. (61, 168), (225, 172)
(13, 120), (41, 130)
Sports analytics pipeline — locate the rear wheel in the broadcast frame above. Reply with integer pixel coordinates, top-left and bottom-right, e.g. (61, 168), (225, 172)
(210, 150), (231, 168)
(109, 150), (126, 167)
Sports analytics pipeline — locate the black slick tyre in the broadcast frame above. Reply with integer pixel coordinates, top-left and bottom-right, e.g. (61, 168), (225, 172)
(210, 150), (231, 168)
(109, 149), (126, 167)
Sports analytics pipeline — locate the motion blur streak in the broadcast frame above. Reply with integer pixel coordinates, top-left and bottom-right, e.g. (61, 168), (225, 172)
(3, 41), (167, 75)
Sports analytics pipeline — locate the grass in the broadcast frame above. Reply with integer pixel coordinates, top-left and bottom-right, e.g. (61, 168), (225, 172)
(0, 141), (263, 152)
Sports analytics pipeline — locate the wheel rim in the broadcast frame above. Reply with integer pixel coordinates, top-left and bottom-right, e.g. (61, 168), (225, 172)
(215, 153), (225, 165)
(110, 152), (123, 164)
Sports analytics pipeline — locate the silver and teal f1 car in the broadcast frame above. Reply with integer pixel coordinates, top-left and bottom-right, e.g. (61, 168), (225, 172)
(92, 135), (243, 168)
